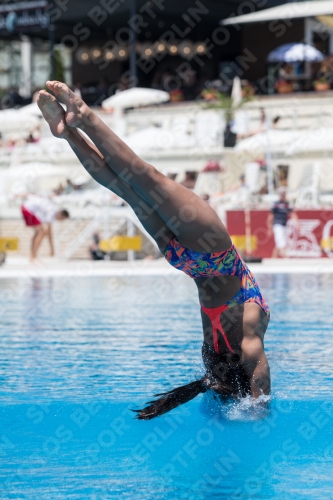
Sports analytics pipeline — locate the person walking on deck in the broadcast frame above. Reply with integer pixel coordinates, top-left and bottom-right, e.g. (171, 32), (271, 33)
(21, 194), (69, 261)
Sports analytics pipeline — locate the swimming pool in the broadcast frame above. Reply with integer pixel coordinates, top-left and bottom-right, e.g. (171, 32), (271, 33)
(0, 273), (332, 499)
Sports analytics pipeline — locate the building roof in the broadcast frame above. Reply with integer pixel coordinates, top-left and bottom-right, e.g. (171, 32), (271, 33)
(221, 0), (333, 25)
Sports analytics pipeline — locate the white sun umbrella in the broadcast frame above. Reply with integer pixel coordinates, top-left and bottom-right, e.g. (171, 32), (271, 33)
(0, 109), (40, 135)
(268, 43), (324, 63)
(125, 126), (177, 153)
(0, 162), (65, 178)
(31, 136), (70, 151)
(102, 87), (170, 109)
(0, 162), (67, 197)
(237, 128), (333, 155)
(286, 127), (333, 155)
(235, 129), (301, 153)
(18, 101), (66, 117)
(18, 102), (43, 117)
(0, 102), (44, 136)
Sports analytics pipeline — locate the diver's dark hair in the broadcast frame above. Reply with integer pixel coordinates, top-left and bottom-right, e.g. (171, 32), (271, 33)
(133, 379), (208, 420)
(202, 341), (251, 398)
(134, 343), (251, 420)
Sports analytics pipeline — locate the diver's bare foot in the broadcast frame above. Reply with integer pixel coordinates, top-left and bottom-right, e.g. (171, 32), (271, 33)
(37, 91), (68, 138)
(46, 80), (91, 128)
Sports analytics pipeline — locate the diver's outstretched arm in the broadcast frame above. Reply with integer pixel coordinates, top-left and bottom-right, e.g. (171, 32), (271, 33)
(242, 337), (271, 398)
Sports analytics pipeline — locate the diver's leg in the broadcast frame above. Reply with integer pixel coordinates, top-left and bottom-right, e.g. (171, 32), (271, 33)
(31, 226), (46, 260)
(66, 128), (173, 251)
(46, 81), (231, 253)
(272, 246), (278, 258)
(30, 228), (38, 260)
(37, 91), (173, 252)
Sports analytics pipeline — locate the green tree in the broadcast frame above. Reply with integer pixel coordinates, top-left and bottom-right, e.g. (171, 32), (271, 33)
(203, 91), (252, 123)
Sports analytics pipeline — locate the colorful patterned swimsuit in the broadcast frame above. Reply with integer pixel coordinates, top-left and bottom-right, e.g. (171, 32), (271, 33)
(163, 237), (270, 354)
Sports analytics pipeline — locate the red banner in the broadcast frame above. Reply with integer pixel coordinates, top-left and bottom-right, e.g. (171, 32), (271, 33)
(226, 210), (333, 258)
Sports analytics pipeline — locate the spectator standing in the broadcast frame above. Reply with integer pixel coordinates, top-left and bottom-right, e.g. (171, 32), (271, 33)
(267, 188), (298, 258)
(21, 195), (69, 261)
(89, 233), (106, 261)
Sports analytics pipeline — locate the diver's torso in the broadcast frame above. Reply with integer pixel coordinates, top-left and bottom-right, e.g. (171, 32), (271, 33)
(195, 276), (268, 356)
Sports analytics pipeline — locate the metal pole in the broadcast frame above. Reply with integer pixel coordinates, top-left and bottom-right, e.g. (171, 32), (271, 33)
(48, 0), (55, 80)
(267, 65), (274, 95)
(127, 217), (135, 261)
(244, 207), (252, 256)
(103, 205), (111, 240)
(304, 17), (312, 78)
(20, 35), (32, 98)
(129, 0), (137, 87)
(265, 113), (274, 196)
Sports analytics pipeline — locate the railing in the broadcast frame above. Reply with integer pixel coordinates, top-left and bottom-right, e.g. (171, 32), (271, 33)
(125, 94), (333, 144)
(58, 206), (157, 261)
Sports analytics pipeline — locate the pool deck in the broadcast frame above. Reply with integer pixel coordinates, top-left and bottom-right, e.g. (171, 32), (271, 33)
(1, 256), (333, 278)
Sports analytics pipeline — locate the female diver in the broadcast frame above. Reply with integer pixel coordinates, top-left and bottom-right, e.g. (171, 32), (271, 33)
(37, 81), (270, 420)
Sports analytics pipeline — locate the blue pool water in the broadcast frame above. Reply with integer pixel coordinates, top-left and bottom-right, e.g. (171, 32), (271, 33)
(0, 273), (333, 499)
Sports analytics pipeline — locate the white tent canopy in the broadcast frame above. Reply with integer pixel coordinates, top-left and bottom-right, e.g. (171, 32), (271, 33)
(221, 0), (333, 25)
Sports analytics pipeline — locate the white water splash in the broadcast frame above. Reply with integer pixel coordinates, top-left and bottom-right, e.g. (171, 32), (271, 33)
(203, 391), (271, 421)
(222, 393), (271, 421)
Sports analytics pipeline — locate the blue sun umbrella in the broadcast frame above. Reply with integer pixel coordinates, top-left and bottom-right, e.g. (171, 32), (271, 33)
(268, 43), (324, 63)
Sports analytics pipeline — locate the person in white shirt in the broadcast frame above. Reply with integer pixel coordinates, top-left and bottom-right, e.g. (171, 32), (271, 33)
(267, 188), (298, 258)
(21, 195), (69, 260)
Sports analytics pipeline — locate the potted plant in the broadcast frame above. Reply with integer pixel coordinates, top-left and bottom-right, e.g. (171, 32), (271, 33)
(241, 83), (255, 98)
(201, 88), (219, 101)
(275, 79), (293, 94)
(204, 91), (252, 148)
(169, 89), (184, 102)
(313, 76), (330, 91)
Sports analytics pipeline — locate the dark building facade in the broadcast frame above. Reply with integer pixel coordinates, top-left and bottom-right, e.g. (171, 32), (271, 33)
(0, 0), (298, 100)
